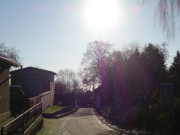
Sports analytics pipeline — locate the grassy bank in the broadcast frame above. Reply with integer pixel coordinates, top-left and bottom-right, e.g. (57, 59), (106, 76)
(43, 105), (64, 114)
(43, 104), (78, 118)
(97, 98), (180, 134)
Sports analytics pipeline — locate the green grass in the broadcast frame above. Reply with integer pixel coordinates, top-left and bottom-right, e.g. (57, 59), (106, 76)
(43, 105), (64, 114)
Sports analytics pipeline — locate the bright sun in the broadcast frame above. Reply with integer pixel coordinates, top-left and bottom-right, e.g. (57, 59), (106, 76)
(85, 0), (120, 31)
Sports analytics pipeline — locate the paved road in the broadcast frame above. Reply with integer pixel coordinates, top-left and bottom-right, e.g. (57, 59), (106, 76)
(37, 108), (121, 135)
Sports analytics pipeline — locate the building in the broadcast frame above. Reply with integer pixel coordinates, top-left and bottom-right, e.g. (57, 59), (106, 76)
(10, 67), (57, 110)
(0, 55), (20, 124)
(11, 67), (57, 97)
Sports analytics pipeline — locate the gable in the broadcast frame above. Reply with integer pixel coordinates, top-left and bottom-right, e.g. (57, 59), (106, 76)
(11, 67), (57, 79)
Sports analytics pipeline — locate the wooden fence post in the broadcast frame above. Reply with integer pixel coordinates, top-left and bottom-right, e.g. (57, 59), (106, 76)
(1, 127), (4, 135)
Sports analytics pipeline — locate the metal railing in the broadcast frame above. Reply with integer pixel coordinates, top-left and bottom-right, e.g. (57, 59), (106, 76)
(0, 102), (42, 135)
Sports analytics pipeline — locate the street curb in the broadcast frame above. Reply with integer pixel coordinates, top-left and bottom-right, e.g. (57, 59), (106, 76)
(95, 109), (148, 135)
(53, 107), (79, 119)
(43, 106), (79, 119)
(93, 110), (119, 130)
(43, 104), (78, 118)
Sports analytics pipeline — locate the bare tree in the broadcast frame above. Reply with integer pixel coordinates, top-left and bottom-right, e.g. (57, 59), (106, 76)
(0, 42), (20, 63)
(57, 69), (79, 93)
(144, 0), (180, 40)
(81, 41), (114, 91)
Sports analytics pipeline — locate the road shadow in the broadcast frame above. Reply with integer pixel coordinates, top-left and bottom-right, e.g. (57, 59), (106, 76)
(71, 108), (94, 117)
(97, 130), (125, 135)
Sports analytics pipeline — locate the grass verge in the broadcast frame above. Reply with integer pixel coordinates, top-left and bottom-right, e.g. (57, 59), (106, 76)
(43, 105), (64, 114)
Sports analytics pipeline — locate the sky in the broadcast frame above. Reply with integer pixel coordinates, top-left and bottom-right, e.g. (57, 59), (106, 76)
(0, 0), (179, 73)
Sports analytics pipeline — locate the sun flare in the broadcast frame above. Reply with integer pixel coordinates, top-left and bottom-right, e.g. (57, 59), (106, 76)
(85, 0), (120, 31)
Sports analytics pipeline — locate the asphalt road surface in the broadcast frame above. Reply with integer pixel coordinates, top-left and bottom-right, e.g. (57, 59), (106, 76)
(38, 108), (122, 135)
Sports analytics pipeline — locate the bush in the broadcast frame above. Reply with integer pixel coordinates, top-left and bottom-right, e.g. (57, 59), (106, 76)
(100, 101), (134, 127)
(135, 101), (174, 134)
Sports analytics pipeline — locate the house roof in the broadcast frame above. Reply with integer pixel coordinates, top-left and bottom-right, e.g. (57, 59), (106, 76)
(0, 55), (21, 67)
(11, 67), (57, 76)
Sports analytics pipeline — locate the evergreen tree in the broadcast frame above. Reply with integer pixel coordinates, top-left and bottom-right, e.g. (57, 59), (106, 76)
(169, 50), (180, 97)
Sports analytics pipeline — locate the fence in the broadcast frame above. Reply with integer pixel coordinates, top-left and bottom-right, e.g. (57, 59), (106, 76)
(0, 102), (42, 135)
(29, 90), (54, 111)
(29, 96), (41, 108)
(40, 91), (54, 111)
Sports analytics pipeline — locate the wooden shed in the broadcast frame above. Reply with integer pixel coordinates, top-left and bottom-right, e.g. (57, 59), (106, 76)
(10, 67), (57, 110)
(0, 55), (20, 124)
(10, 67), (57, 98)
